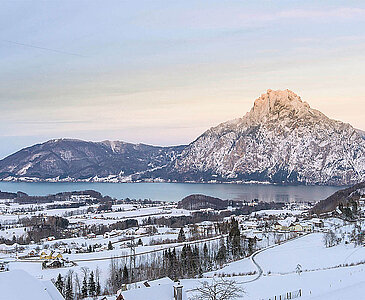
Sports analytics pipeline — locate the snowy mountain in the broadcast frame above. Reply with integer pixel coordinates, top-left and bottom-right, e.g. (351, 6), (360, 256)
(0, 139), (184, 182)
(1, 89), (364, 185)
(161, 89), (365, 185)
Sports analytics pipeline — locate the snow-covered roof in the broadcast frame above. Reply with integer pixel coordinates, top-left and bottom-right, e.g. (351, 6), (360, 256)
(311, 218), (324, 224)
(0, 243), (18, 251)
(130, 276), (175, 289)
(122, 282), (186, 300)
(299, 222), (313, 227)
(0, 270), (64, 300)
(198, 221), (214, 226)
(41, 249), (53, 255)
(147, 277), (174, 287)
(277, 216), (297, 227)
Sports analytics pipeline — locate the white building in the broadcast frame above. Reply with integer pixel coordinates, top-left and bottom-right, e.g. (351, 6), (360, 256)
(119, 277), (186, 300)
(0, 269), (64, 300)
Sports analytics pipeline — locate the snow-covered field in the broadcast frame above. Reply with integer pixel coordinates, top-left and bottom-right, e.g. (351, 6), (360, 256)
(256, 233), (365, 274)
(183, 264), (365, 300)
(188, 230), (365, 300)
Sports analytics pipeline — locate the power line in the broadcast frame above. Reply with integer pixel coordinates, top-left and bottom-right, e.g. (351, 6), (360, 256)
(1, 39), (86, 57)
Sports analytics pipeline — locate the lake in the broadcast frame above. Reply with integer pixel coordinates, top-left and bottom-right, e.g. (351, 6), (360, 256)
(0, 182), (343, 203)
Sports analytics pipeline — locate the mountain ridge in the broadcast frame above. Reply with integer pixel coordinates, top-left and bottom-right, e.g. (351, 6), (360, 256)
(0, 138), (185, 182)
(159, 89), (365, 185)
(1, 89), (364, 185)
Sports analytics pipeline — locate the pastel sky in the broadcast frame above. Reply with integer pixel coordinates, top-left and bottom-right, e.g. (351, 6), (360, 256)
(1, 1), (365, 158)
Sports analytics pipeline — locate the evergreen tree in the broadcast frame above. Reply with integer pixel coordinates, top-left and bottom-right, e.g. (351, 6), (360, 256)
(247, 237), (256, 255)
(108, 240), (113, 250)
(216, 238), (227, 265)
(229, 218), (241, 257)
(171, 248), (178, 279)
(180, 245), (188, 276)
(137, 238), (143, 246)
(192, 245), (200, 277)
(81, 276), (88, 298)
(203, 243), (211, 271)
(177, 227), (186, 242)
(88, 271), (96, 297)
(55, 274), (64, 295)
(96, 280), (101, 296)
(122, 265), (129, 284)
(65, 276), (73, 300)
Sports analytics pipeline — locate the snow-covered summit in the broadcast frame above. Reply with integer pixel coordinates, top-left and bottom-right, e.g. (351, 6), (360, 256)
(247, 89), (312, 123)
(167, 89), (365, 185)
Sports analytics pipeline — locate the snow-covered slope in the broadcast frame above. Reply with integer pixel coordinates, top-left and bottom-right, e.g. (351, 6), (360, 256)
(165, 89), (365, 185)
(0, 139), (184, 182)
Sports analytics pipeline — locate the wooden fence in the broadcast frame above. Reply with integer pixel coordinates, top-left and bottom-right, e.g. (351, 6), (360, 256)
(263, 288), (302, 300)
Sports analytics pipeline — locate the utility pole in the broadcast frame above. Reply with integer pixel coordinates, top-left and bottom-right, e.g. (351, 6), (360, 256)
(127, 237), (136, 283)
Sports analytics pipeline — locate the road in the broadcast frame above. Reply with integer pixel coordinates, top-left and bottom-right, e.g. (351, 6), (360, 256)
(242, 233), (310, 283)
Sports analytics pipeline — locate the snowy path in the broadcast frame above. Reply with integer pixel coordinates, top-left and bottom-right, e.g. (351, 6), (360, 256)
(243, 233), (310, 283)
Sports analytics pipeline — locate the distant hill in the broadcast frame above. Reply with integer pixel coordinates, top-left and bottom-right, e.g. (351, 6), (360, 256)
(0, 189), (110, 204)
(177, 194), (228, 210)
(311, 181), (365, 215)
(0, 190), (17, 199)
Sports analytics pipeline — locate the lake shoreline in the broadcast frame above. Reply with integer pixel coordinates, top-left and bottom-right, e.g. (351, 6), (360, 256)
(0, 181), (343, 203)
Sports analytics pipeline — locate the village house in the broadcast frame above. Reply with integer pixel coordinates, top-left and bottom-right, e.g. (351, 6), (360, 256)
(290, 222), (313, 233)
(273, 217), (313, 233)
(125, 228), (136, 236)
(87, 233), (96, 239)
(0, 243), (19, 254)
(311, 218), (324, 229)
(118, 277), (185, 300)
(26, 249), (38, 257)
(39, 250), (63, 260)
(273, 217), (297, 231)
(40, 249), (53, 260)
(197, 220), (215, 235)
(240, 220), (259, 231)
(104, 230), (119, 239)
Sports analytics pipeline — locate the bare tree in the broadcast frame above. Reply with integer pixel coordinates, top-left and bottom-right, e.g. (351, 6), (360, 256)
(323, 230), (338, 248)
(80, 266), (89, 279)
(74, 273), (81, 300)
(189, 277), (245, 300)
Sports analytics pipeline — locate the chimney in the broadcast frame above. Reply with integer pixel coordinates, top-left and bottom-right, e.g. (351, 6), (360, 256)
(174, 284), (183, 300)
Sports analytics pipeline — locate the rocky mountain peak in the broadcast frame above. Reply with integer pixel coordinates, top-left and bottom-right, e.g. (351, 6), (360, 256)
(167, 89), (365, 185)
(247, 89), (311, 123)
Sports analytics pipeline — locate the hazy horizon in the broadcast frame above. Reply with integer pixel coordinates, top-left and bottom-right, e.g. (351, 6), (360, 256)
(1, 1), (365, 159)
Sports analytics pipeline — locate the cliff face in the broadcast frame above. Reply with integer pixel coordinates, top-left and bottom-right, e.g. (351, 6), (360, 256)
(165, 89), (365, 185)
